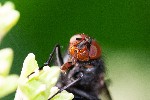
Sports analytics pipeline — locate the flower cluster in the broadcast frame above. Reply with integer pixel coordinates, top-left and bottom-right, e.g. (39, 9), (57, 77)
(0, 1), (20, 98)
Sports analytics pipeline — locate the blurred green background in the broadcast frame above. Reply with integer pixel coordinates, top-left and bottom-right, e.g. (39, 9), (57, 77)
(0, 0), (150, 100)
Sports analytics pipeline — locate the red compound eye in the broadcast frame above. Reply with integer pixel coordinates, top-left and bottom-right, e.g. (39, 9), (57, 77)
(89, 40), (101, 59)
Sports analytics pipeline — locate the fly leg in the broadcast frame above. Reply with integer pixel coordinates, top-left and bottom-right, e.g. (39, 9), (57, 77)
(41, 44), (64, 69)
(28, 44), (63, 77)
(100, 83), (112, 100)
(48, 72), (84, 100)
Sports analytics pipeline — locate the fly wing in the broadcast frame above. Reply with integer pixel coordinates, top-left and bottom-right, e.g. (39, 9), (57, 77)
(99, 82), (112, 100)
(98, 71), (112, 100)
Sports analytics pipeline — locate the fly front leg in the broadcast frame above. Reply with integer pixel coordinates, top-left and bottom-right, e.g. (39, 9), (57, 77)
(39, 44), (64, 70)
(28, 44), (63, 77)
(48, 72), (84, 100)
